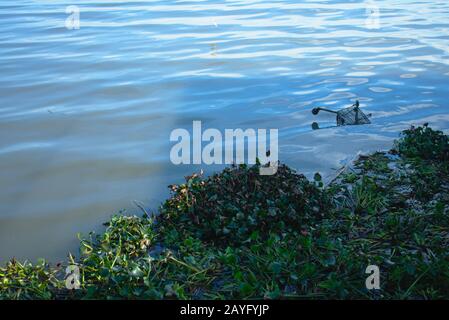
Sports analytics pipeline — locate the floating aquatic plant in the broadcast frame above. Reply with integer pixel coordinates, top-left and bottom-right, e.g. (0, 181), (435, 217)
(1, 125), (448, 300)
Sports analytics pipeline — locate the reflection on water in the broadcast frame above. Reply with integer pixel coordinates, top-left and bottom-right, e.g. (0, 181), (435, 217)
(1, 0), (449, 262)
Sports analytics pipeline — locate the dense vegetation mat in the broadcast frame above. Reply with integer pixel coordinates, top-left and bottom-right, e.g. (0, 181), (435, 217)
(1, 125), (448, 300)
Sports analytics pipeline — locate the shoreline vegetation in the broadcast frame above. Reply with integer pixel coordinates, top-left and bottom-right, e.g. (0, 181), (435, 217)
(1, 125), (448, 300)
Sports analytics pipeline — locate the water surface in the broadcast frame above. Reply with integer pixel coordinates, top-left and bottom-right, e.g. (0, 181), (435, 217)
(1, 0), (449, 262)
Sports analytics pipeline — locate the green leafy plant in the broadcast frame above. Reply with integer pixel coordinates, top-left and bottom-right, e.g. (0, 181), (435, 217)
(1, 125), (448, 300)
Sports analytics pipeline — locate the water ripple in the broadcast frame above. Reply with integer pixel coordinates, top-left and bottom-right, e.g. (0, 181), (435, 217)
(1, 0), (449, 261)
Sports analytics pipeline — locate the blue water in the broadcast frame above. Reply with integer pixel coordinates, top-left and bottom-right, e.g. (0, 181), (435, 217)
(1, 0), (449, 262)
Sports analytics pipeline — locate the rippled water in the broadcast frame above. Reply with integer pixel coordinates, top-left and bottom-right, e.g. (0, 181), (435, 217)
(1, 0), (449, 262)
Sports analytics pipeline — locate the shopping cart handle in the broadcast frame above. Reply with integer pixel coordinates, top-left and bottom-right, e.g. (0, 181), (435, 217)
(312, 107), (338, 115)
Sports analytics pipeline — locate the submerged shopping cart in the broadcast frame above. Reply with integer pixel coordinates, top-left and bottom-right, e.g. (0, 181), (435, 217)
(312, 100), (372, 127)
